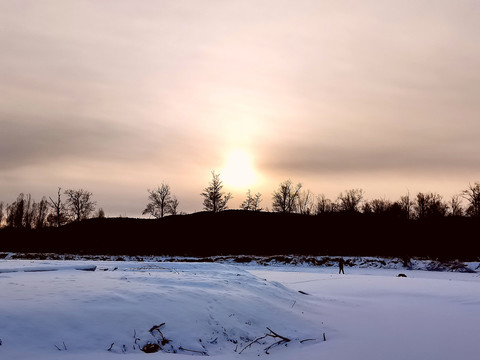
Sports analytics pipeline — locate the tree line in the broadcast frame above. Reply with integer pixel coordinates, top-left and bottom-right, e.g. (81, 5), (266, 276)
(0, 188), (102, 229)
(269, 180), (480, 219)
(2, 171), (480, 230)
(145, 171), (480, 221)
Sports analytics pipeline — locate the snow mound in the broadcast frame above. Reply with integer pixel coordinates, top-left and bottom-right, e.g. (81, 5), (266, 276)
(0, 261), (322, 358)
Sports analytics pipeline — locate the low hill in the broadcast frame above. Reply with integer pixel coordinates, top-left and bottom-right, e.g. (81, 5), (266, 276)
(1, 210), (478, 260)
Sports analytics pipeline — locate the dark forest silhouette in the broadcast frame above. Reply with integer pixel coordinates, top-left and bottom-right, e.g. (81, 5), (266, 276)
(0, 210), (479, 261)
(1, 176), (479, 260)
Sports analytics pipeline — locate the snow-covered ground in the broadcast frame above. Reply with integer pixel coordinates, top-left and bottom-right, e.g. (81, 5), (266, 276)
(0, 259), (479, 359)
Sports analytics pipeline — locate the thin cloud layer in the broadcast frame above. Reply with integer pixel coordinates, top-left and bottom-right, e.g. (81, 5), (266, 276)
(0, 0), (479, 215)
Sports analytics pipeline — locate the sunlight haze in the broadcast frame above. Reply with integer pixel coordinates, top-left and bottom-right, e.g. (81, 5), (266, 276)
(222, 149), (257, 190)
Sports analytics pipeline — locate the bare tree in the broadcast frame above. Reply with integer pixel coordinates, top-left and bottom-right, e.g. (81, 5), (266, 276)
(33, 197), (49, 229)
(337, 189), (364, 213)
(315, 194), (336, 214)
(241, 190), (253, 211)
(201, 171), (232, 213)
(297, 189), (315, 215)
(64, 189), (96, 221)
(399, 193), (413, 220)
(49, 188), (67, 227)
(2, 195), (49, 229)
(462, 182), (480, 217)
(169, 196), (180, 215)
(5, 203), (13, 227)
(413, 192), (447, 219)
(14, 194), (25, 228)
(6, 193), (26, 228)
(0, 201), (4, 227)
(449, 195), (464, 217)
(143, 183), (176, 218)
(362, 201), (372, 214)
(414, 192), (428, 219)
(272, 179), (302, 213)
(23, 194), (35, 229)
(96, 207), (106, 218)
(369, 198), (392, 215)
(430, 194), (448, 218)
(241, 190), (262, 211)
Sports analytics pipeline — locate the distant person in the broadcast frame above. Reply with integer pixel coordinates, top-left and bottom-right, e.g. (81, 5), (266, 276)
(338, 258), (345, 274)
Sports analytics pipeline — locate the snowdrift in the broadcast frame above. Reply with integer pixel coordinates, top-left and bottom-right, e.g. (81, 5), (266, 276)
(0, 262), (322, 359)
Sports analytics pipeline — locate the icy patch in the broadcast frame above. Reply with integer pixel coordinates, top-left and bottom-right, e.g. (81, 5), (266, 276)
(0, 264), (96, 273)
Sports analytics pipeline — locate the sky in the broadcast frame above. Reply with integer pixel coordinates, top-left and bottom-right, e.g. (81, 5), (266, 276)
(1, 0), (479, 217)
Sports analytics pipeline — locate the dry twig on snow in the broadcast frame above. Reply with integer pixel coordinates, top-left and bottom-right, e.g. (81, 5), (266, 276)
(179, 346), (208, 355)
(149, 323), (171, 345)
(239, 327), (291, 354)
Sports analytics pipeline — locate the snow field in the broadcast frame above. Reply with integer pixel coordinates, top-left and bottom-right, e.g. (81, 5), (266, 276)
(0, 260), (479, 359)
(251, 268), (480, 360)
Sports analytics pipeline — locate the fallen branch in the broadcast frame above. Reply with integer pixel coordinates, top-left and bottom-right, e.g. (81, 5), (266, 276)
(239, 327), (291, 354)
(107, 342), (114, 351)
(54, 342), (67, 351)
(239, 334), (268, 354)
(300, 338), (316, 344)
(179, 346), (208, 355)
(133, 329), (141, 345)
(264, 328), (291, 354)
(149, 323), (170, 345)
(149, 323), (166, 334)
(266, 328), (290, 343)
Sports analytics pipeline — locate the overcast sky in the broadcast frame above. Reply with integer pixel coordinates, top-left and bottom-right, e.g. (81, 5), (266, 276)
(1, 0), (479, 216)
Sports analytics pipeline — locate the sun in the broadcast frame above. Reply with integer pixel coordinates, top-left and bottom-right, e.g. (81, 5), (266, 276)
(222, 149), (257, 189)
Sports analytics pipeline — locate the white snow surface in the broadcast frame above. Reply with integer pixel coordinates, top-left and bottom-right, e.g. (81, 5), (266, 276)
(0, 260), (479, 359)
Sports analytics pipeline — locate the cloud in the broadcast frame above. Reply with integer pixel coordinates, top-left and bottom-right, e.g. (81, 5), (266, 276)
(259, 122), (480, 177)
(0, 115), (118, 169)
(0, 0), (479, 214)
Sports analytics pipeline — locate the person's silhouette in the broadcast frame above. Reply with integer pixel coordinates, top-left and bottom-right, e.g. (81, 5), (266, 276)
(338, 258), (345, 274)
